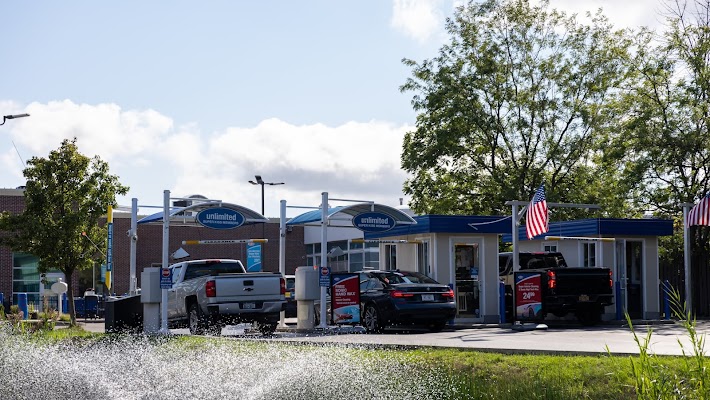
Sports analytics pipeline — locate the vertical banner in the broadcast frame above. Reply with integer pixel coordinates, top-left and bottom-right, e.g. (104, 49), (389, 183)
(247, 243), (262, 272)
(514, 272), (542, 321)
(331, 273), (360, 325)
(106, 205), (113, 291)
(100, 264), (107, 283)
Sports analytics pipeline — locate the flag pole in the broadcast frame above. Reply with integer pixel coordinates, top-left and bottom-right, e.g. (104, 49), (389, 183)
(682, 203), (693, 313)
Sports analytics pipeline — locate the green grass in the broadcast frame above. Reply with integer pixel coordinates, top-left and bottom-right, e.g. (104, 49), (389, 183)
(18, 326), (698, 399)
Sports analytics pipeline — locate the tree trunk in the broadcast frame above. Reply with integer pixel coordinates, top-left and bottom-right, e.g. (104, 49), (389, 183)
(66, 271), (76, 326)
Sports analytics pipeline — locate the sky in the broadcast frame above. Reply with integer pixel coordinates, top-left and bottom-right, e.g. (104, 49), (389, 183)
(0, 1), (664, 218)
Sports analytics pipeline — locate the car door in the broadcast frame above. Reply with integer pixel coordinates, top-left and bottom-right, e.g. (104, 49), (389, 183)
(167, 265), (183, 319)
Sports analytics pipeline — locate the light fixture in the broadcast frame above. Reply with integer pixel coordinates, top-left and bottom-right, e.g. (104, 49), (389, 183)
(1, 113), (30, 126)
(248, 175), (285, 215)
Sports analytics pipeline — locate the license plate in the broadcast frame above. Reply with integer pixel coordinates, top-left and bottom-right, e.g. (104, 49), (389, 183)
(422, 294), (434, 302)
(285, 291), (292, 299)
(243, 302), (256, 309)
(579, 294), (590, 302)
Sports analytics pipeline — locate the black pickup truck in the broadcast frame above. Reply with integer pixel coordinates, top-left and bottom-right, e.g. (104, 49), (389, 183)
(499, 252), (614, 325)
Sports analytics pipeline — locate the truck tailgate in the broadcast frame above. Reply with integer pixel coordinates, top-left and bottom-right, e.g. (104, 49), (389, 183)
(553, 268), (611, 296)
(213, 274), (282, 300)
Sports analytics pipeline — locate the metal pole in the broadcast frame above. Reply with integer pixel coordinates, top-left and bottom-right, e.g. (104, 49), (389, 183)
(160, 190), (170, 334)
(279, 199), (287, 327)
(129, 197), (138, 295)
(511, 203), (519, 323)
(319, 192), (328, 329)
(683, 204), (692, 313)
(261, 183), (265, 215)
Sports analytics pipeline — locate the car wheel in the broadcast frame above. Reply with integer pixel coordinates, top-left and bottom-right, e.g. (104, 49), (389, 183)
(363, 304), (383, 333)
(188, 303), (206, 335)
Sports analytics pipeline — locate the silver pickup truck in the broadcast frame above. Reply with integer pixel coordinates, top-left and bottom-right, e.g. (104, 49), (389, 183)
(166, 259), (285, 335)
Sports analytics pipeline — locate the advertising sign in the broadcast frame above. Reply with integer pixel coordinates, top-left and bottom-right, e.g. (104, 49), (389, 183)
(352, 212), (396, 232)
(246, 243), (262, 272)
(514, 272), (542, 321)
(195, 207), (245, 230)
(160, 267), (173, 289)
(331, 273), (360, 325)
(319, 266), (331, 287)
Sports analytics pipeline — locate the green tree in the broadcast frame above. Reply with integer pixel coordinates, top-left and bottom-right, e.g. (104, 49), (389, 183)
(400, 0), (635, 218)
(614, 0), (710, 313)
(0, 138), (128, 326)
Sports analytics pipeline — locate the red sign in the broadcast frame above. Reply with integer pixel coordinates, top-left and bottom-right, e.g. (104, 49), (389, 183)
(162, 268), (171, 278)
(321, 267), (329, 276)
(515, 272), (542, 321)
(331, 273), (360, 325)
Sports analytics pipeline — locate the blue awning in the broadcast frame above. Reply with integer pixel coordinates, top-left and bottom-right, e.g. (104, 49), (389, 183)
(286, 203), (416, 226)
(137, 202), (268, 225)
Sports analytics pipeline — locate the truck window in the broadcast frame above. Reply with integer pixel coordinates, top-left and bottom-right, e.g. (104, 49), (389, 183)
(183, 261), (244, 281)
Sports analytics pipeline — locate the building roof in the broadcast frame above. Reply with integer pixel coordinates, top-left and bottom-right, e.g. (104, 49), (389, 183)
(364, 215), (674, 240)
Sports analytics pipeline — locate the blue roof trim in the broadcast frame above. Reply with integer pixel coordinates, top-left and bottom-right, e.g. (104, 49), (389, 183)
(501, 218), (674, 242)
(286, 206), (346, 225)
(365, 215), (512, 238)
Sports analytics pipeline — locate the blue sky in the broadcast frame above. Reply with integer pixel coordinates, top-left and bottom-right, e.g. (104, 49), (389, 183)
(0, 1), (660, 217)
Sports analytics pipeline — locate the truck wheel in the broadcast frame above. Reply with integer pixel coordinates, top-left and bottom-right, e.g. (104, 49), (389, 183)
(576, 306), (602, 326)
(188, 303), (206, 335)
(257, 322), (277, 336)
(363, 304), (383, 333)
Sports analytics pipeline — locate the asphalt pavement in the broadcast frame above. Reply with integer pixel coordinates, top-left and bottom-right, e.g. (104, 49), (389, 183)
(70, 318), (710, 356)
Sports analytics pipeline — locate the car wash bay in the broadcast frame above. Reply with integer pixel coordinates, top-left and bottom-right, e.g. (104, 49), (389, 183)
(366, 216), (673, 324)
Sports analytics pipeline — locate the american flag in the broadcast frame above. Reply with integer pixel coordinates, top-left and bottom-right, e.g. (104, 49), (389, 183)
(687, 193), (710, 227)
(526, 184), (549, 239)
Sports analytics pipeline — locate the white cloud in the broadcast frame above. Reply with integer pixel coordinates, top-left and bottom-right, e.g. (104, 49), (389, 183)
(540, 0), (663, 30)
(0, 100), (412, 217)
(391, 0), (446, 43)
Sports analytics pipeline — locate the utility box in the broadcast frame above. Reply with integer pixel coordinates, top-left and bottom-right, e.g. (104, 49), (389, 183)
(295, 266), (319, 331)
(141, 268), (161, 304)
(141, 267), (161, 334)
(295, 266), (319, 301)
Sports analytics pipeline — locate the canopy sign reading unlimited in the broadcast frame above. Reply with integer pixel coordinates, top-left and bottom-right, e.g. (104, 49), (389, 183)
(196, 207), (245, 229)
(352, 212), (396, 232)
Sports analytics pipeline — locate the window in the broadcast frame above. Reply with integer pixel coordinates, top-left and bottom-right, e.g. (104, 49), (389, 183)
(384, 245), (397, 270)
(582, 242), (596, 267)
(543, 242), (558, 252)
(417, 241), (430, 276)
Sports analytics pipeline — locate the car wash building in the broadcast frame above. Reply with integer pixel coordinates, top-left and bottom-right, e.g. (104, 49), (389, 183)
(365, 214), (673, 324)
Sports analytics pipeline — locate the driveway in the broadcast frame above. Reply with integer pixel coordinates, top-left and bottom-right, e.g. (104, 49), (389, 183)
(73, 319), (709, 356)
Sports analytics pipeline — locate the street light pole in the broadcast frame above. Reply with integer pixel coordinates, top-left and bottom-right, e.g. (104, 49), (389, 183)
(0, 113), (30, 125)
(248, 175), (285, 216)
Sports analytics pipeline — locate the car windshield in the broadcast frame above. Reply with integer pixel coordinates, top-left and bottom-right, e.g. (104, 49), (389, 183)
(379, 271), (439, 285)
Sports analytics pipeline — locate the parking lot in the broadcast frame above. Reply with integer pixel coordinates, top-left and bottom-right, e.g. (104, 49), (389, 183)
(73, 318), (709, 356)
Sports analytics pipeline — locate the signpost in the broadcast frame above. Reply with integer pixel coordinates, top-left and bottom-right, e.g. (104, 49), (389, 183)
(160, 267), (172, 289)
(319, 266), (331, 287)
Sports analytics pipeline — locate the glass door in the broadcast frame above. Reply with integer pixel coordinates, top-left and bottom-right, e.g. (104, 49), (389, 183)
(454, 243), (480, 318)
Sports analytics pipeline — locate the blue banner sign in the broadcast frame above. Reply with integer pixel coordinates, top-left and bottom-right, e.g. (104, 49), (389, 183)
(319, 266), (331, 287)
(247, 243), (262, 272)
(196, 207), (245, 229)
(160, 267), (173, 289)
(100, 264), (106, 283)
(352, 212), (396, 232)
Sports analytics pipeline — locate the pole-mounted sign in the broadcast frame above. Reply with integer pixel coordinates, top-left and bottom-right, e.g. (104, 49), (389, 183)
(196, 207), (245, 229)
(352, 212), (396, 232)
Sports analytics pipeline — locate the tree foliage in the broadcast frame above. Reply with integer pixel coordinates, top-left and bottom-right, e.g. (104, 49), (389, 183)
(400, 0), (635, 218)
(0, 138), (128, 325)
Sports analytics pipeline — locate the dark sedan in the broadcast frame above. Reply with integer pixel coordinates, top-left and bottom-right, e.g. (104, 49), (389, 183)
(359, 270), (456, 333)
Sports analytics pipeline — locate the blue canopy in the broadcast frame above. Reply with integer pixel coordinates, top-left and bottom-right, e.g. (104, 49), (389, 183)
(138, 202), (268, 225)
